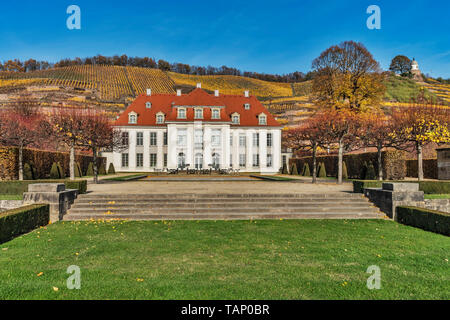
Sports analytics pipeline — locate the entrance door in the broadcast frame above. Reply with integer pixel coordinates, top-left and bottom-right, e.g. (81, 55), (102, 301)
(177, 152), (186, 168)
(212, 153), (220, 169)
(195, 153), (203, 169)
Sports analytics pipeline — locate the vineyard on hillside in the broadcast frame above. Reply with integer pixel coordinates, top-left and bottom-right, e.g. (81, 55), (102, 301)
(0, 65), (175, 101)
(168, 72), (293, 98)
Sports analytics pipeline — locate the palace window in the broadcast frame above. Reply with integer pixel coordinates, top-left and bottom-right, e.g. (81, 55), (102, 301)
(177, 108), (186, 119)
(232, 114), (240, 124)
(267, 154), (273, 167)
(156, 114), (164, 124)
(136, 132), (143, 146)
(211, 129), (221, 147)
(253, 154), (260, 167)
(239, 154), (246, 167)
(177, 129), (187, 146)
(150, 132), (157, 146)
(150, 153), (157, 167)
(121, 132), (129, 146)
(163, 153), (168, 167)
(253, 133), (259, 147)
(259, 114), (267, 125)
(195, 129), (203, 149)
(128, 113), (137, 124)
(146, 102), (152, 109)
(194, 108), (203, 119)
(121, 153), (129, 168)
(212, 108), (220, 119)
(163, 132), (168, 145)
(136, 153), (143, 167)
(267, 133), (273, 147)
(239, 135), (246, 147)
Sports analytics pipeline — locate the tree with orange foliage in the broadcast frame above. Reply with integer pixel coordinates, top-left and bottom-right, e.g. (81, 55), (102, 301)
(285, 114), (330, 183)
(392, 103), (450, 181)
(357, 112), (400, 180)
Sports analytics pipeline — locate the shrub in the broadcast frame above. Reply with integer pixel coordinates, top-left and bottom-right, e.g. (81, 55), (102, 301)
(86, 162), (94, 176)
(318, 162), (327, 177)
(282, 163), (288, 174)
(396, 206), (450, 236)
(406, 159), (437, 179)
(99, 163), (107, 175)
(74, 162), (82, 178)
(23, 163), (34, 180)
(342, 161), (348, 180)
(290, 163), (298, 175)
(383, 150), (406, 180)
(49, 162), (60, 179)
(352, 180), (450, 194)
(365, 162), (376, 180)
(303, 163), (310, 176)
(108, 163), (116, 175)
(64, 180), (88, 194)
(0, 204), (49, 243)
(359, 161), (368, 180)
(57, 162), (65, 178)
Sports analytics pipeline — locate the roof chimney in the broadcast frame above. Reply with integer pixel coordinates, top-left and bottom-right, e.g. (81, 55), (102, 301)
(146, 88), (151, 96)
(196, 83), (202, 88)
(214, 90), (219, 97)
(244, 90), (249, 97)
(177, 89), (182, 96)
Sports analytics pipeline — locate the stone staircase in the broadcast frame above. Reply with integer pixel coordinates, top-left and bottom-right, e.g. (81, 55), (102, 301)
(64, 193), (384, 220)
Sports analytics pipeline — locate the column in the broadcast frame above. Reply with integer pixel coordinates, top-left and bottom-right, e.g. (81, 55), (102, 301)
(167, 124), (177, 169)
(203, 126), (212, 168)
(129, 130), (136, 171)
(259, 129), (267, 173)
(157, 130), (164, 169)
(246, 130), (252, 172)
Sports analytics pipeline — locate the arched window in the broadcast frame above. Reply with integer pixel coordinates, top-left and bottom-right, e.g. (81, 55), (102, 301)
(212, 153), (220, 169)
(177, 152), (186, 168)
(156, 114), (164, 124)
(128, 113), (137, 124)
(258, 114), (267, 125)
(195, 153), (203, 169)
(146, 102), (152, 109)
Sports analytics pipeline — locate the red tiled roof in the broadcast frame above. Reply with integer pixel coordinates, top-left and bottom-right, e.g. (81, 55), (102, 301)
(114, 88), (280, 127)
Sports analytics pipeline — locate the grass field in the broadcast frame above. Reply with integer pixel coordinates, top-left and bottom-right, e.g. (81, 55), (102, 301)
(0, 219), (448, 300)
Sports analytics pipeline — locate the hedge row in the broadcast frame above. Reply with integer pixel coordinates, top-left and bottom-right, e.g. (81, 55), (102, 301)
(0, 204), (49, 243)
(396, 206), (450, 236)
(0, 180), (87, 195)
(290, 150), (407, 180)
(353, 180), (450, 194)
(0, 146), (106, 180)
(406, 159), (438, 179)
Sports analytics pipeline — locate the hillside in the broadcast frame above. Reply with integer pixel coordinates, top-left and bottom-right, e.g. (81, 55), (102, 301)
(0, 66), (448, 128)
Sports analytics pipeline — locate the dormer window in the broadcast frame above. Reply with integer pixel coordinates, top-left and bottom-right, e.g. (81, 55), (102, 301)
(194, 108), (203, 119)
(231, 113), (240, 124)
(156, 113), (165, 124)
(258, 114), (267, 125)
(128, 112), (137, 124)
(178, 108), (186, 119)
(244, 103), (250, 110)
(146, 102), (152, 109)
(212, 108), (220, 119)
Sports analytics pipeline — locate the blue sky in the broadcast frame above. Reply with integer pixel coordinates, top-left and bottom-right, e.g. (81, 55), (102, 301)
(0, 0), (449, 77)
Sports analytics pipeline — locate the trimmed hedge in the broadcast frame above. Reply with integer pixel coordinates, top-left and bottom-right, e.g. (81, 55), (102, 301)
(290, 150), (407, 180)
(406, 159), (437, 179)
(353, 180), (450, 194)
(396, 206), (450, 236)
(0, 204), (49, 243)
(0, 180), (87, 195)
(108, 163), (116, 175)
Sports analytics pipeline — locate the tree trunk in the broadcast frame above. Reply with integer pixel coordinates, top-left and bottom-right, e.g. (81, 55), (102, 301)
(417, 142), (424, 181)
(92, 146), (99, 184)
(312, 144), (317, 184)
(18, 144), (24, 181)
(337, 139), (343, 184)
(377, 143), (383, 181)
(69, 144), (75, 180)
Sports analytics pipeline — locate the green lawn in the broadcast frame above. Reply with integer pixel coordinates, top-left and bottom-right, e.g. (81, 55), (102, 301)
(0, 219), (448, 300)
(424, 194), (450, 199)
(0, 194), (22, 200)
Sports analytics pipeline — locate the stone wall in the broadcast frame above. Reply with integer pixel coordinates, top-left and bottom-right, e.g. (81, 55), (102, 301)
(422, 199), (450, 214)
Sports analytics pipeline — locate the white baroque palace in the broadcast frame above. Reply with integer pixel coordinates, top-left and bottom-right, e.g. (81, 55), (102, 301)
(102, 84), (282, 173)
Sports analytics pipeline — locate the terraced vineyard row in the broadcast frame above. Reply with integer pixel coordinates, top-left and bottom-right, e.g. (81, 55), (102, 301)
(168, 72), (293, 98)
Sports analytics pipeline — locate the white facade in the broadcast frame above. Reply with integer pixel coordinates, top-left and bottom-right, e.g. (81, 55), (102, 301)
(102, 123), (281, 174)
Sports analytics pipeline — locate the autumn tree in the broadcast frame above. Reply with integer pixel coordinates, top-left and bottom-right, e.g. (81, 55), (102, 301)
(285, 114), (328, 183)
(317, 109), (360, 184)
(311, 41), (385, 112)
(389, 55), (412, 76)
(392, 104), (450, 180)
(357, 112), (400, 180)
(1, 97), (48, 180)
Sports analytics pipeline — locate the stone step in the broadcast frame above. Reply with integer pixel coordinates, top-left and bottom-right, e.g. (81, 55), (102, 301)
(77, 193), (365, 200)
(64, 212), (383, 221)
(68, 206), (380, 214)
(70, 202), (374, 210)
